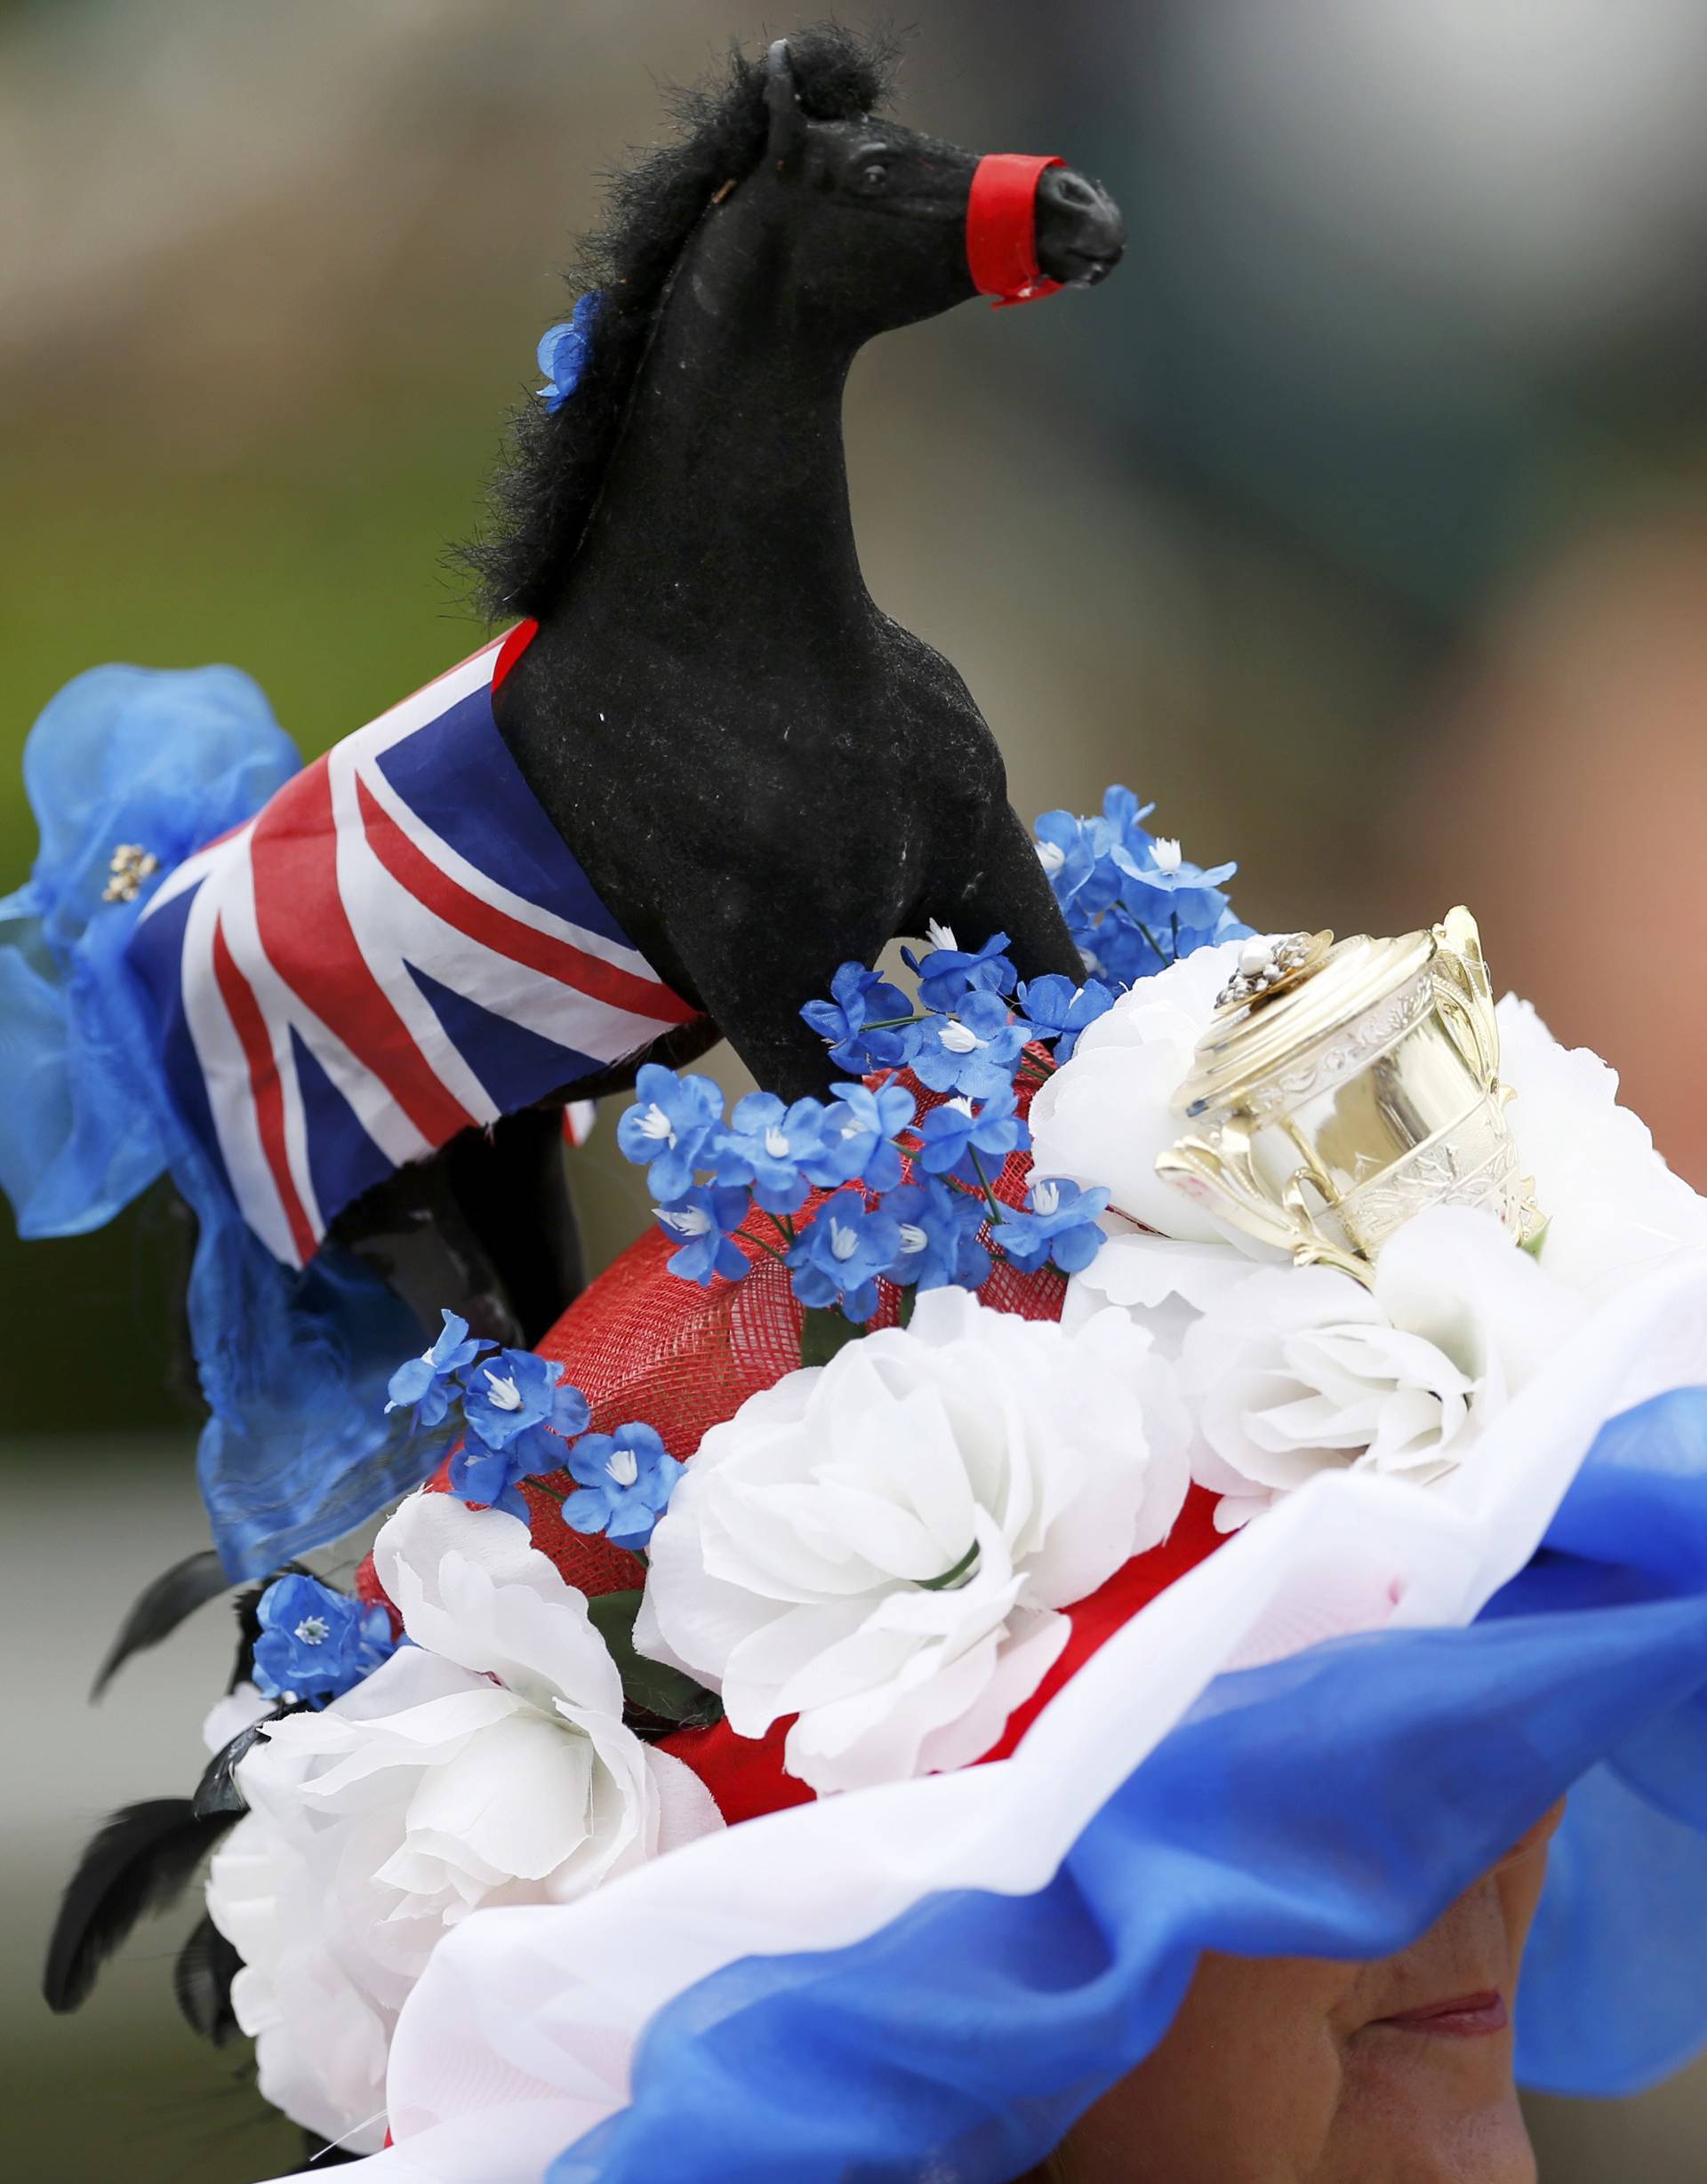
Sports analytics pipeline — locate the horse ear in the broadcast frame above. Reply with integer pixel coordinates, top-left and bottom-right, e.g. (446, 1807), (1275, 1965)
(763, 38), (805, 166)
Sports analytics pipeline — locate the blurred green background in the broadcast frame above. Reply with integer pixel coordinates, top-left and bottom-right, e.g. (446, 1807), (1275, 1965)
(5, 1), (1707, 2176)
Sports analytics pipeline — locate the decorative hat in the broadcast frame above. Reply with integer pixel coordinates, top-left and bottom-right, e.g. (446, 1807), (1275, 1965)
(49, 809), (1707, 2183)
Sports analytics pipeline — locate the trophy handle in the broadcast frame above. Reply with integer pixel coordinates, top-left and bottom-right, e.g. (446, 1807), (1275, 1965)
(1157, 1121), (1372, 1284)
(1431, 904), (1501, 1091)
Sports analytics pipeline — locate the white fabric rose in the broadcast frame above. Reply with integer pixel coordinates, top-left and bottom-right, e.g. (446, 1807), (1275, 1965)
(1028, 936), (1260, 1248)
(1497, 995), (1707, 1295)
(1183, 1208), (1586, 1528)
(634, 1286), (1189, 1796)
(204, 1492), (721, 2153)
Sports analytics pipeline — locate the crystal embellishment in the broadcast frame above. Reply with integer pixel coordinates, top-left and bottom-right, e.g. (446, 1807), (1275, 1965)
(102, 843), (159, 904)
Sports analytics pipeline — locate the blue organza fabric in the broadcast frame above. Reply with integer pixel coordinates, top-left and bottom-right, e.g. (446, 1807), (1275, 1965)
(0, 666), (428, 1576)
(551, 1388), (1707, 2184)
(0, 665), (296, 1236)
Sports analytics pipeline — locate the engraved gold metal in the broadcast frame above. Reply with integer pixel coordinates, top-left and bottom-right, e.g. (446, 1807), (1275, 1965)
(1157, 907), (1543, 1284)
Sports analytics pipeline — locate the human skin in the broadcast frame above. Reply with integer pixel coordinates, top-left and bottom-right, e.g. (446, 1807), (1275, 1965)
(1041, 1804), (1564, 2184)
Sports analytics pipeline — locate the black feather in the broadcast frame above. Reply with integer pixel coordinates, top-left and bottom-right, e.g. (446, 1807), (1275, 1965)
(172, 1913), (243, 2046)
(228, 1581), (268, 1693)
(192, 1710), (283, 1820)
(90, 1548), (230, 1700)
(44, 1798), (236, 2013)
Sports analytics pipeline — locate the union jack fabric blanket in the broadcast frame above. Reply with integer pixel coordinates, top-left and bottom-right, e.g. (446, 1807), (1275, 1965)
(127, 633), (697, 1269)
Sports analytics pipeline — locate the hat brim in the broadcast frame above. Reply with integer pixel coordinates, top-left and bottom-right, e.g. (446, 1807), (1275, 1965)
(290, 1253), (1707, 2184)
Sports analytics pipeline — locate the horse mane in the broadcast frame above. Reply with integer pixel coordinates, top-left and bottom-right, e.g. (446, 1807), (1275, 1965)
(460, 24), (902, 624)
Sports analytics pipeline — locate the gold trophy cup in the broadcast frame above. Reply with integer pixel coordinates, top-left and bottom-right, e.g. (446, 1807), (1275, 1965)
(1157, 909), (1543, 1283)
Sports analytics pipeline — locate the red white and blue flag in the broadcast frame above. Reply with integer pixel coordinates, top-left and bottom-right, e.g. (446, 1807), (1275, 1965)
(127, 634), (697, 1270)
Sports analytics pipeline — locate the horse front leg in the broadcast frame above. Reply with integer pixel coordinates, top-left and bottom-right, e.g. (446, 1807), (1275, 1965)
(439, 1105), (584, 1344)
(332, 1155), (528, 1349)
(665, 887), (891, 1105)
(330, 1105), (584, 1350)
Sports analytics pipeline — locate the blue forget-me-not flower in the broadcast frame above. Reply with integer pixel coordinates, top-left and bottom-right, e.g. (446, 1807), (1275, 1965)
(800, 961), (920, 1074)
(909, 924), (1018, 1014)
(911, 988), (1031, 1101)
(712, 1091), (830, 1215)
(815, 1080), (917, 1193)
(251, 1573), (397, 1708)
(537, 292), (599, 412)
(990, 1176), (1110, 1276)
(617, 1066), (726, 1203)
(385, 1308), (484, 1431)
(915, 1088), (1029, 1186)
(653, 1183), (752, 1286)
(563, 1423), (678, 1549)
(450, 1431), (553, 1524)
(788, 1188), (902, 1324)
(1015, 973), (1116, 1063)
(881, 1177), (992, 1292)
(462, 1348), (586, 1452)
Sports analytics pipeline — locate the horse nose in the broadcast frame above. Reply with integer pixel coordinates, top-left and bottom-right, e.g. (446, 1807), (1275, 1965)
(1034, 164), (1125, 287)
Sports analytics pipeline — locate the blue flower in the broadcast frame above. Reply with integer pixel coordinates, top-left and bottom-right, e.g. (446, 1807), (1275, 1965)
(384, 1308), (484, 1430)
(813, 1080), (917, 1193)
(1084, 901), (1171, 988)
(911, 988), (1031, 1100)
(881, 1178), (992, 1292)
(251, 1573), (397, 1707)
(712, 1092), (830, 1216)
(462, 1347), (589, 1451)
(1089, 784), (1158, 863)
(563, 1423), (678, 1550)
(448, 1422), (565, 1523)
(536, 292), (599, 412)
(991, 1176), (1110, 1276)
(653, 1183), (752, 1286)
(800, 961), (919, 1073)
(909, 925), (1017, 1014)
(1030, 788), (1247, 993)
(1033, 808), (1099, 915)
(616, 1065), (725, 1202)
(1110, 832), (1238, 937)
(914, 1088), (1030, 1186)
(787, 1188), (902, 1324)
(1017, 973), (1116, 1062)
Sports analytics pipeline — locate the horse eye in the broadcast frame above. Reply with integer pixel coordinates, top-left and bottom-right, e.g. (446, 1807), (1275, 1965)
(859, 161), (888, 190)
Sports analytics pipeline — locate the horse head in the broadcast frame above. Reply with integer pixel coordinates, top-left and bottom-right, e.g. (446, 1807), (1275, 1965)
(748, 36), (1124, 335)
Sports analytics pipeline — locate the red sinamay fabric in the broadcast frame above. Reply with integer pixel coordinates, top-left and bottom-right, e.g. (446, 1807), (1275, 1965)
(966, 153), (1065, 307)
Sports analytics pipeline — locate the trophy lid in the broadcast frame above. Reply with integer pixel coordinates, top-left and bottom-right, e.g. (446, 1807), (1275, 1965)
(1172, 926), (1439, 1123)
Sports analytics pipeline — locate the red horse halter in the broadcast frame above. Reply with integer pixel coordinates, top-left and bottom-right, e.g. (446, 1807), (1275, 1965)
(966, 153), (1065, 308)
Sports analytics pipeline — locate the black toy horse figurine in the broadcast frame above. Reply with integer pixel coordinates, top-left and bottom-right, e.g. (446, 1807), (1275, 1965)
(0, 28), (1123, 1573)
(416, 27), (1123, 1336)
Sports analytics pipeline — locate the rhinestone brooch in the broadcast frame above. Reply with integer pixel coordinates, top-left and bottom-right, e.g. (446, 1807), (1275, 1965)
(102, 843), (160, 904)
